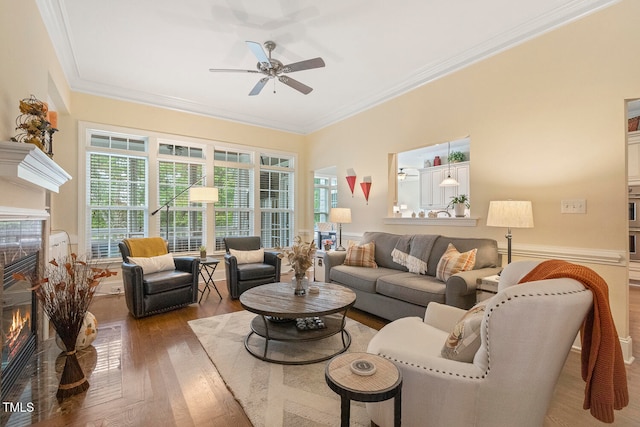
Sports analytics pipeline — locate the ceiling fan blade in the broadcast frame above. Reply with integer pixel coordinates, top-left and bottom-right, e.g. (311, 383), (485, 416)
(249, 77), (269, 96)
(245, 41), (272, 69)
(278, 76), (313, 95)
(209, 68), (261, 73)
(282, 57), (325, 73)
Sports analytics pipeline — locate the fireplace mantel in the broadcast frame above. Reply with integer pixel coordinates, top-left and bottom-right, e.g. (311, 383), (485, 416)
(0, 141), (71, 192)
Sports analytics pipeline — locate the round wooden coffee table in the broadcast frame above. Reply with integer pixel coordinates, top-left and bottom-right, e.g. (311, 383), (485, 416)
(325, 352), (402, 427)
(239, 282), (356, 365)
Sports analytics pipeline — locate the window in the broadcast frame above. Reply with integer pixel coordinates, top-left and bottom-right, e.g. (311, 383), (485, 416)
(314, 175), (337, 225)
(81, 124), (297, 258)
(260, 154), (294, 248)
(87, 133), (148, 259)
(157, 161), (205, 252)
(214, 149), (254, 251)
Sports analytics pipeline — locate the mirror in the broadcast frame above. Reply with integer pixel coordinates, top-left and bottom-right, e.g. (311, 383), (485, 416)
(396, 137), (470, 217)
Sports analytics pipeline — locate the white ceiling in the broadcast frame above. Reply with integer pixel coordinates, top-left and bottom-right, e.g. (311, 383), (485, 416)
(37, 0), (618, 135)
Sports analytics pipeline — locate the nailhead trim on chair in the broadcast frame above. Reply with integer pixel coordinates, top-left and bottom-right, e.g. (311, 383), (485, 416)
(484, 288), (589, 375)
(376, 288), (590, 380)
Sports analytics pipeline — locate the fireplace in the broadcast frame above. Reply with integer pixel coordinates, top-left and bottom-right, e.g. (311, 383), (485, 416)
(1, 252), (38, 401)
(0, 221), (43, 401)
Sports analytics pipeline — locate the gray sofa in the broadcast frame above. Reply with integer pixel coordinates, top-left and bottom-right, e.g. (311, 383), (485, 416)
(318, 231), (501, 321)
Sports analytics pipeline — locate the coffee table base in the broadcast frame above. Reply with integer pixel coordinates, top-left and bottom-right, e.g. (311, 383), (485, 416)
(243, 314), (352, 365)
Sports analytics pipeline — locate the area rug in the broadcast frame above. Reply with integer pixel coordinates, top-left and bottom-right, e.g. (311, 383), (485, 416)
(188, 311), (378, 427)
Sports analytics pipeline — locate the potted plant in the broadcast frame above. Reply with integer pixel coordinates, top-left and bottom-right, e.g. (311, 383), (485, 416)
(448, 151), (465, 163)
(448, 194), (470, 217)
(199, 245), (207, 260)
(281, 236), (317, 296)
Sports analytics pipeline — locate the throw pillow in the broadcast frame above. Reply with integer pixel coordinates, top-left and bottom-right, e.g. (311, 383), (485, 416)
(436, 243), (477, 281)
(229, 248), (264, 264)
(441, 302), (486, 362)
(343, 241), (377, 268)
(128, 253), (175, 274)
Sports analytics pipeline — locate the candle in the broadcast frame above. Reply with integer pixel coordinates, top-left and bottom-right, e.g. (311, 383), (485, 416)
(49, 111), (58, 129)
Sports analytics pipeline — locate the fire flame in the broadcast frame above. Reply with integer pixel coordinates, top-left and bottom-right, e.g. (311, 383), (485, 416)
(7, 309), (31, 348)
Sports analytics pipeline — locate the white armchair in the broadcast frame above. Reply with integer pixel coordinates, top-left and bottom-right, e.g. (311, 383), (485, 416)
(366, 260), (593, 427)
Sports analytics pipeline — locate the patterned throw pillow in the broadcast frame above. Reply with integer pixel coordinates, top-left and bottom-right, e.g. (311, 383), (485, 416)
(436, 243), (477, 281)
(343, 241), (377, 268)
(441, 302), (486, 362)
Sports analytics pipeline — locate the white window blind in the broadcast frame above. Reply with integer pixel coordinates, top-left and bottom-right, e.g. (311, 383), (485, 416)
(214, 149), (254, 251)
(87, 149), (148, 259)
(260, 154), (294, 248)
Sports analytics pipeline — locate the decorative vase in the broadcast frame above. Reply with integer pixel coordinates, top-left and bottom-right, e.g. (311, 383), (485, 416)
(56, 311), (98, 351)
(293, 275), (308, 296)
(454, 203), (466, 217)
(433, 156), (441, 166)
(200, 250), (207, 260)
(324, 244), (332, 251)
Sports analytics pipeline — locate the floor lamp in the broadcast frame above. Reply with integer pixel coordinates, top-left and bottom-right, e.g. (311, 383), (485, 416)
(486, 200), (534, 264)
(189, 186), (219, 250)
(151, 175), (216, 241)
(329, 208), (352, 251)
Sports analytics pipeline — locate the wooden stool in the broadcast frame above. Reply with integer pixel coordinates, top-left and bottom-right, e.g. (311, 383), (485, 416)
(325, 352), (402, 427)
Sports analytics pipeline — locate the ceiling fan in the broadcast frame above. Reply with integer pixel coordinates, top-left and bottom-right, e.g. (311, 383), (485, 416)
(398, 168), (418, 181)
(209, 40), (325, 96)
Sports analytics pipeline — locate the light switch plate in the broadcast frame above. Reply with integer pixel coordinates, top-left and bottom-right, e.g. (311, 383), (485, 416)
(561, 199), (586, 214)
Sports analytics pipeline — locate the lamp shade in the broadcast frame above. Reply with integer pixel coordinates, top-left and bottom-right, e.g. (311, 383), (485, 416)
(439, 174), (459, 187)
(329, 208), (352, 224)
(486, 201), (534, 228)
(189, 187), (219, 203)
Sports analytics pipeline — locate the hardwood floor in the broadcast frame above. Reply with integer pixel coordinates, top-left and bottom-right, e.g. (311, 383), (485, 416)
(3, 280), (638, 426)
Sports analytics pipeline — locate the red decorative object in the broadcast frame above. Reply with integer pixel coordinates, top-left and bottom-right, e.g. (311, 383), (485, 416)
(434, 156), (441, 166)
(360, 176), (372, 205)
(346, 168), (357, 197)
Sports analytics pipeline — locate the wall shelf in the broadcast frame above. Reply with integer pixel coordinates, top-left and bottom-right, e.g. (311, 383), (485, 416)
(383, 217), (478, 226)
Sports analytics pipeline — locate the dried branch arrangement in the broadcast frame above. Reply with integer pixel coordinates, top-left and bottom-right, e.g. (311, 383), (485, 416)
(13, 253), (116, 400)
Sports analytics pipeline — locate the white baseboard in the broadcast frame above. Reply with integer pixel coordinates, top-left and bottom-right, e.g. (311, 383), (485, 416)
(572, 336), (634, 365)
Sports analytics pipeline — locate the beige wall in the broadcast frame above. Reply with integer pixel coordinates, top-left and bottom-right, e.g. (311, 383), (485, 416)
(1, 0), (636, 347)
(306, 0), (640, 342)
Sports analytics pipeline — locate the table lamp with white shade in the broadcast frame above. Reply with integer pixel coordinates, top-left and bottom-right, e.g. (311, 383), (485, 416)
(329, 208), (352, 251)
(486, 200), (534, 264)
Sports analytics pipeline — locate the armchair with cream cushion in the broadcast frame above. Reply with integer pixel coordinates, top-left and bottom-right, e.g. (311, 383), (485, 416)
(366, 260), (593, 427)
(118, 237), (200, 318)
(223, 236), (282, 299)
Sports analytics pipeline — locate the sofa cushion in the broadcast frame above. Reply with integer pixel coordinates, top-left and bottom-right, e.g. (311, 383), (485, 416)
(428, 237), (499, 276)
(128, 253), (175, 274)
(376, 273), (446, 307)
(361, 232), (409, 271)
(329, 265), (398, 293)
(436, 243), (477, 281)
(230, 248), (264, 264)
(441, 301), (486, 362)
(343, 241), (377, 268)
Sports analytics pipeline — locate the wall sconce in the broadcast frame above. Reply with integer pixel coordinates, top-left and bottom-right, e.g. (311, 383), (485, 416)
(361, 176), (372, 204)
(346, 168), (357, 197)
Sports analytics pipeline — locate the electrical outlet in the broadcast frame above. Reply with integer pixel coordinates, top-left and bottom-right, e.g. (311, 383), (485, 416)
(561, 199), (586, 214)
(110, 286), (122, 294)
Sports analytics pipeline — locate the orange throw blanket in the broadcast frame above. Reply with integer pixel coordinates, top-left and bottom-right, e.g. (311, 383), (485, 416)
(519, 260), (628, 423)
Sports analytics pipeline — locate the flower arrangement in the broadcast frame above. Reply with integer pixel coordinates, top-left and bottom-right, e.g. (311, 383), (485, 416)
(13, 253), (116, 400)
(448, 151), (465, 163)
(281, 236), (317, 279)
(10, 94), (58, 156)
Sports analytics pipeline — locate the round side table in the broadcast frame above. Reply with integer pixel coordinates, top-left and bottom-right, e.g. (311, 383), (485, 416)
(325, 352), (402, 427)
